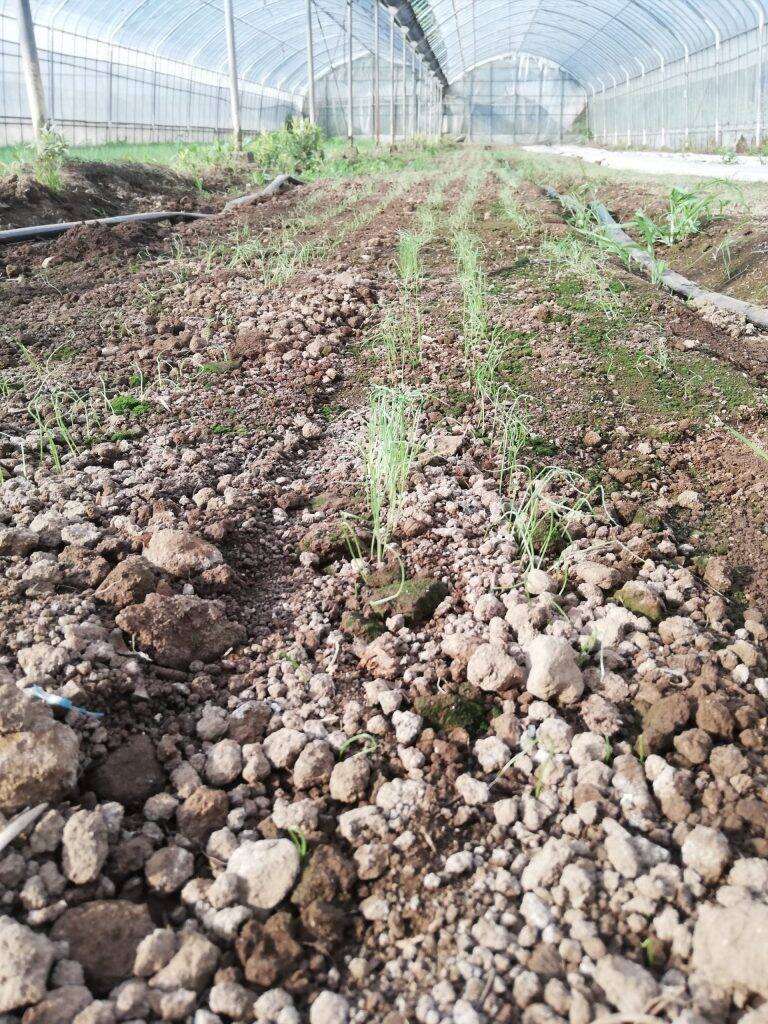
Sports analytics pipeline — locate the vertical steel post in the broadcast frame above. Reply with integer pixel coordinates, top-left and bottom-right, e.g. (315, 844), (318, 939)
(511, 54), (519, 143)
(401, 27), (407, 142)
(536, 61), (544, 142)
(624, 68), (631, 145)
(152, 56), (158, 141)
(640, 64), (647, 145)
(609, 74), (618, 144)
(306, 0), (316, 123)
(756, 6), (765, 147)
(389, 11), (396, 144)
(47, 24), (54, 127)
(683, 50), (689, 147)
(373, 0), (380, 143)
(714, 29), (721, 146)
(223, 0), (242, 148)
(15, 0), (48, 139)
(411, 48), (417, 137)
(559, 71), (565, 143)
(467, 67), (473, 142)
(346, 0), (353, 145)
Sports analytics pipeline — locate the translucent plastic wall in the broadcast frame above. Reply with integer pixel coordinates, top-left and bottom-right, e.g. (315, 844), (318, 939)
(315, 55), (438, 139)
(0, 10), (301, 146)
(588, 26), (765, 150)
(444, 58), (585, 143)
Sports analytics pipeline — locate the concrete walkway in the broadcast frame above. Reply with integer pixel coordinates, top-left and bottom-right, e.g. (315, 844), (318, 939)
(525, 144), (768, 183)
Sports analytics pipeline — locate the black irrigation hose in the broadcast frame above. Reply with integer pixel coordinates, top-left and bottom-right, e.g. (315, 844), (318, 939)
(0, 210), (212, 247)
(0, 173), (306, 247)
(544, 186), (768, 331)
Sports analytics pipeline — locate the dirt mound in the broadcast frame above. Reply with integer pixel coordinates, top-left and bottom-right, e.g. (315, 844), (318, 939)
(0, 159), (240, 231)
(50, 218), (166, 263)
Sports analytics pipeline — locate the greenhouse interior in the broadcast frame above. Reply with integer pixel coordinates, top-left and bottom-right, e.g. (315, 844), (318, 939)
(2, 1), (768, 1023)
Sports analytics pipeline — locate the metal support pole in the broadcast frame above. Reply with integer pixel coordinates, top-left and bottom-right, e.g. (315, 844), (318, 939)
(714, 30), (721, 146)
(683, 51), (689, 147)
(609, 74), (618, 144)
(306, 0), (316, 123)
(411, 48), (417, 137)
(373, 0), (380, 143)
(389, 11), (395, 145)
(624, 69), (631, 145)
(346, 0), (353, 145)
(640, 66), (647, 146)
(467, 67), (473, 142)
(401, 27), (407, 142)
(15, 0), (48, 139)
(597, 79), (607, 143)
(152, 56), (158, 141)
(107, 46), (114, 139)
(559, 72), (565, 144)
(511, 55), (519, 143)
(756, 7), (765, 147)
(223, 0), (242, 148)
(536, 61), (544, 142)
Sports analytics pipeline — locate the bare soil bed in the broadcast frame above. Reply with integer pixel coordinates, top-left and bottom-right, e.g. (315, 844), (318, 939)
(0, 144), (766, 1024)
(0, 159), (254, 232)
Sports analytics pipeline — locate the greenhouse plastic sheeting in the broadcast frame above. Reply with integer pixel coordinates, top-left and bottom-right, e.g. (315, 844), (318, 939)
(1, 0), (768, 147)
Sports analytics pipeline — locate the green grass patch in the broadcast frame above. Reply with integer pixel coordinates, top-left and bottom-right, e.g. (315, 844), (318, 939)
(108, 394), (151, 416)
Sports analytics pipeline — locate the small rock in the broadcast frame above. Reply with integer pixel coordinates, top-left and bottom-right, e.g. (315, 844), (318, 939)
(88, 734), (164, 807)
(467, 643), (522, 692)
(526, 569), (556, 595)
(149, 933), (219, 993)
(22, 985), (92, 1022)
(594, 954), (659, 1014)
(310, 991), (349, 1024)
(0, 710), (79, 813)
(0, 917), (54, 1012)
(177, 787), (229, 842)
(51, 901), (153, 994)
(615, 580), (664, 623)
(17, 643), (69, 678)
(455, 774), (489, 805)
(703, 555), (732, 592)
(227, 839), (300, 910)
(263, 728), (307, 769)
(205, 739), (242, 786)
(144, 529), (223, 577)
(209, 981), (254, 1020)
(235, 913), (301, 987)
(95, 556), (156, 609)
(642, 693), (691, 752)
(293, 741), (335, 790)
(134, 929), (178, 976)
(115, 594), (244, 669)
(692, 901), (768, 997)
(525, 635), (583, 704)
(62, 810), (109, 885)
(473, 736), (511, 773)
(329, 756), (371, 803)
(681, 825), (731, 883)
(145, 846), (195, 894)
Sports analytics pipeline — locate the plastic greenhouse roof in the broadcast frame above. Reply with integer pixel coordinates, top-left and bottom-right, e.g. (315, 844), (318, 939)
(4, 0), (767, 94)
